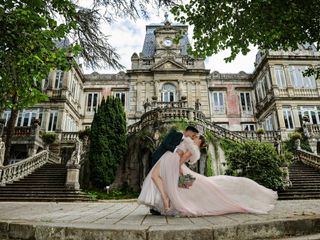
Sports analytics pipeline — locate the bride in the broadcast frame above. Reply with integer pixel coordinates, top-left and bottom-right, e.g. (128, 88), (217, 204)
(138, 135), (278, 216)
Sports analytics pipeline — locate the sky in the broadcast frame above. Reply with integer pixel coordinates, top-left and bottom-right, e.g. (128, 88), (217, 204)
(83, 6), (258, 75)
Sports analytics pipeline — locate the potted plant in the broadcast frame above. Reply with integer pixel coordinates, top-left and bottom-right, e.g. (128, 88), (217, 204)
(41, 132), (57, 149)
(256, 128), (265, 142)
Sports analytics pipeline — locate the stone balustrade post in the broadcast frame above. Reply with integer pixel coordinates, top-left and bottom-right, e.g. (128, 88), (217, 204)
(188, 110), (194, 120)
(65, 163), (80, 190)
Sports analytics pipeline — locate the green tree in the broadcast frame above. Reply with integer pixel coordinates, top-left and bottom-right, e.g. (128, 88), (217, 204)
(89, 97), (127, 189)
(172, 0), (320, 78)
(0, 0), (175, 164)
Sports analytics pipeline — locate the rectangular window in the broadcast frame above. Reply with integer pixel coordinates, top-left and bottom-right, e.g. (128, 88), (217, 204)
(15, 109), (40, 127)
(240, 92), (252, 113)
(48, 111), (58, 131)
(299, 106), (320, 125)
(2, 111), (11, 126)
(283, 108), (294, 129)
(274, 65), (286, 88)
(54, 70), (64, 89)
(289, 66), (316, 89)
(242, 124), (255, 131)
(114, 92), (126, 106)
(211, 92), (225, 113)
(264, 115), (274, 131)
(87, 93), (99, 112)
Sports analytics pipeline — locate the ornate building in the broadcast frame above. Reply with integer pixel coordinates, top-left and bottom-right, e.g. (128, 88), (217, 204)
(1, 19), (320, 161)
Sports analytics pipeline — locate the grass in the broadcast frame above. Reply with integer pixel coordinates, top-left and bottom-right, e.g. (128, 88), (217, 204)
(85, 189), (139, 200)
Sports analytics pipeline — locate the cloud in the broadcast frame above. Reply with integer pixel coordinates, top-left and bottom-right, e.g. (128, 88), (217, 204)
(83, 10), (258, 74)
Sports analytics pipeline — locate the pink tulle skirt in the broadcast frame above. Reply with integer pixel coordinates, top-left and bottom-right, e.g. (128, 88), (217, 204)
(138, 151), (278, 216)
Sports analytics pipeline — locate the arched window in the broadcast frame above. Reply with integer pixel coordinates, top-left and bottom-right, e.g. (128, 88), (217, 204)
(161, 83), (176, 102)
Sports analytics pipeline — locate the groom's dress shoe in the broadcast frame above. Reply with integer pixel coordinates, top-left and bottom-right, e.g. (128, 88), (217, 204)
(150, 208), (161, 215)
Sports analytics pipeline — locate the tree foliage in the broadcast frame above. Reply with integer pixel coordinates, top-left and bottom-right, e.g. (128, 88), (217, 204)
(0, 0), (175, 163)
(220, 139), (288, 190)
(89, 97), (127, 189)
(172, 0), (320, 76)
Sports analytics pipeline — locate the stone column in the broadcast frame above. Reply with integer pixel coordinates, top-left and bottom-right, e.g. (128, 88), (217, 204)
(269, 65), (279, 96)
(136, 82), (141, 112)
(42, 108), (50, 131)
(276, 104), (288, 139)
(56, 109), (65, 132)
(154, 80), (160, 100)
(283, 65), (294, 97)
(291, 105), (301, 129)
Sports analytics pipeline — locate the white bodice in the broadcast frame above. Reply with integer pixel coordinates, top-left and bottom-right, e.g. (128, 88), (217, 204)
(176, 137), (200, 164)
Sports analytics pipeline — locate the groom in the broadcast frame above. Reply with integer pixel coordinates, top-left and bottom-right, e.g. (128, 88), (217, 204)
(150, 125), (199, 215)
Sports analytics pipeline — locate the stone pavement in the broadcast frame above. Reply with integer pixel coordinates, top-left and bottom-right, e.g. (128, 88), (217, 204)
(0, 200), (319, 240)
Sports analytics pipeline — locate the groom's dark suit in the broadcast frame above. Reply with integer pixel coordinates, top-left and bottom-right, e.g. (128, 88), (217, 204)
(151, 128), (183, 167)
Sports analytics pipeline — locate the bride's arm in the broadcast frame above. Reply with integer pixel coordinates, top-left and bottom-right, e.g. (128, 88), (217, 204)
(179, 150), (192, 165)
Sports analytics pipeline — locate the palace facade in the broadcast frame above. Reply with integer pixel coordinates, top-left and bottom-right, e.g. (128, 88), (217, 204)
(1, 19), (320, 161)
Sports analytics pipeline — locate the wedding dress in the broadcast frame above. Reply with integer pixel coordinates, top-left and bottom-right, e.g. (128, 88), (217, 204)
(138, 137), (278, 216)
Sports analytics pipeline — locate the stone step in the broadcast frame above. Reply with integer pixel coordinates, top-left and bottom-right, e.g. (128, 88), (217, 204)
(278, 195), (320, 200)
(279, 191), (320, 195)
(0, 197), (90, 202)
(0, 188), (79, 192)
(0, 192), (86, 198)
(5, 183), (66, 186)
(275, 233), (320, 240)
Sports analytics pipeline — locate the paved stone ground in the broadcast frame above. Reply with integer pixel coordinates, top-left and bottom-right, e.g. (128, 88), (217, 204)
(0, 200), (320, 240)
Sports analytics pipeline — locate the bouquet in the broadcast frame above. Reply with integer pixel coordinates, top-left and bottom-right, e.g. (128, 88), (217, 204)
(178, 174), (196, 189)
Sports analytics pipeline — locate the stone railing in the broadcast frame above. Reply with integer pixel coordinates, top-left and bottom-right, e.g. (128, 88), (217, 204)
(196, 120), (245, 143)
(2, 126), (34, 137)
(61, 132), (79, 142)
(150, 101), (188, 109)
(128, 106), (245, 143)
(304, 124), (320, 138)
(128, 107), (206, 134)
(0, 150), (48, 186)
(297, 149), (320, 170)
(293, 88), (318, 97)
(233, 131), (281, 142)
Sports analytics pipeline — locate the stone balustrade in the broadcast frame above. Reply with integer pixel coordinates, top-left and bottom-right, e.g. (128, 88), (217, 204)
(150, 101), (188, 109)
(0, 150), (49, 186)
(297, 149), (320, 170)
(305, 124), (320, 138)
(128, 105), (245, 143)
(196, 120), (245, 143)
(2, 126), (34, 137)
(128, 107), (206, 134)
(61, 132), (79, 142)
(233, 131), (281, 142)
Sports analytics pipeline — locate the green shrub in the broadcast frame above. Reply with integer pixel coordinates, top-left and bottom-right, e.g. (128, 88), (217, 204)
(220, 139), (286, 190)
(41, 132), (57, 145)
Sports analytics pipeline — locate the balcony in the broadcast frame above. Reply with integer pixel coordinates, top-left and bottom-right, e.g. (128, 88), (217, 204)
(275, 88), (319, 98)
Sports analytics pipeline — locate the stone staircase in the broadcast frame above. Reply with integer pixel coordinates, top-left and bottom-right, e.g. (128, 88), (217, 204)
(278, 161), (320, 200)
(0, 163), (91, 202)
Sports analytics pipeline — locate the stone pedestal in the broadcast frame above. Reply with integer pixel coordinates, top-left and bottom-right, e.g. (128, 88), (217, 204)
(65, 164), (80, 190)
